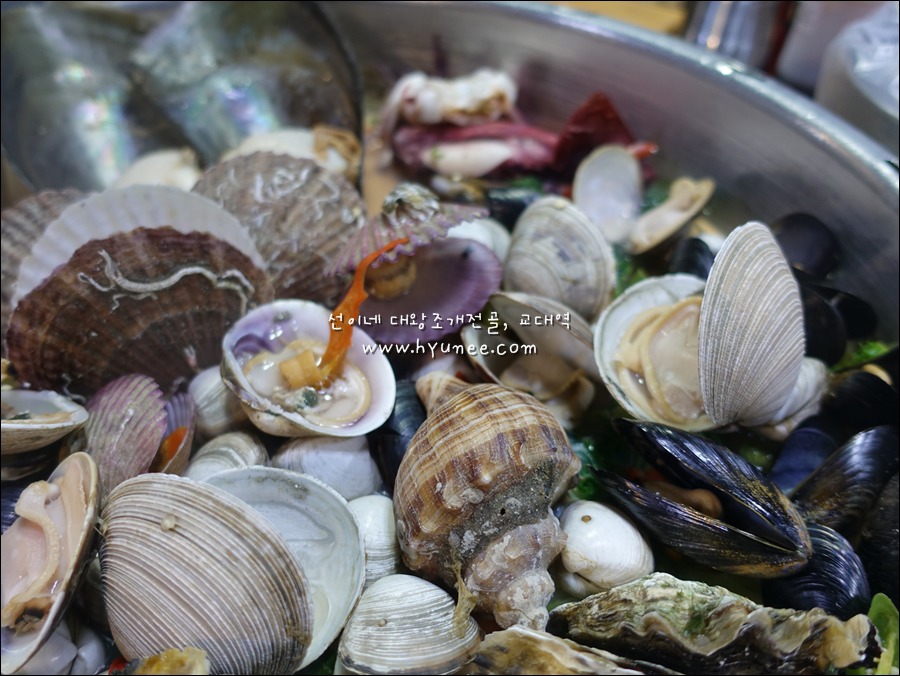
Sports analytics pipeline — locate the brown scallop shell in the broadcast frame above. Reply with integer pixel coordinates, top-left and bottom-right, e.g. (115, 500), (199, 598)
(1, 189), (85, 350)
(4, 227), (273, 396)
(192, 152), (366, 306)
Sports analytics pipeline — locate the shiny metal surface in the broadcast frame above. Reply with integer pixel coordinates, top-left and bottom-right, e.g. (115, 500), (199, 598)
(331, 0), (898, 341)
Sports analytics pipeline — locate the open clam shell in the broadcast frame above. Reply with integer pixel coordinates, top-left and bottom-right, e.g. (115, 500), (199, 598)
(0, 4), (184, 192)
(1, 453), (100, 675)
(1, 389), (89, 456)
(221, 299), (396, 437)
(6, 226), (273, 395)
(131, 1), (362, 168)
(206, 468), (365, 669)
(193, 153), (365, 307)
(100, 473), (313, 674)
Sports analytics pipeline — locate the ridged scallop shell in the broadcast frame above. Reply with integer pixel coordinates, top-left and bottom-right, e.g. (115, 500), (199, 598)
(193, 153), (366, 307)
(504, 196), (616, 323)
(100, 473), (313, 674)
(699, 222), (805, 427)
(10, 186), (265, 311)
(337, 574), (480, 675)
(1, 453), (100, 674)
(6, 227), (273, 395)
(205, 468), (365, 669)
(1, 390), (88, 456)
(393, 384), (580, 630)
(1, 189), (84, 348)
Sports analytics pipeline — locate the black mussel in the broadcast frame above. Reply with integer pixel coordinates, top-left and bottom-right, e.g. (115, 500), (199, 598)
(800, 284), (847, 365)
(768, 415), (849, 494)
(667, 236), (715, 279)
(596, 419), (812, 577)
(485, 186), (542, 229)
(762, 523), (871, 621)
(366, 380), (426, 493)
(791, 425), (899, 539)
(771, 212), (840, 279)
(794, 268), (879, 340)
(822, 370), (899, 432)
(857, 473), (899, 607)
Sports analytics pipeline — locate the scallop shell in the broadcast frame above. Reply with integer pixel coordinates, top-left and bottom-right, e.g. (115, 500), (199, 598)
(221, 299), (395, 438)
(1, 189), (84, 348)
(1, 389), (89, 455)
(100, 473), (313, 674)
(337, 574), (480, 675)
(393, 384), (580, 629)
(505, 196), (616, 323)
(206, 468), (365, 669)
(1, 453), (100, 675)
(10, 186), (265, 311)
(193, 153), (366, 307)
(699, 222), (805, 427)
(6, 226), (273, 395)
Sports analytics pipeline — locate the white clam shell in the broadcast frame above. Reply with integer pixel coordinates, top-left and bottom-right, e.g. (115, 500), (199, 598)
(271, 435), (382, 501)
(347, 495), (402, 589)
(629, 177), (715, 254)
(182, 431), (268, 483)
(206, 468), (365, 669)
(12, 185), (264, 310)
(1, 453), (100, 675)
(188, 366), (248, 441)
(221, 299), (396, 438)
(447, 217), (511, 263)
(594, 274), (710, 430)
(504, 196), (616, 323)
(112, 148), (202, 191)
(100, 473), (313, 674)
(699, 222), (805, 427)
(572, 145), (641, 245)
(336, 574), (480, 675)
(556, 501), (654, 598)
(1, 390), (89, 455)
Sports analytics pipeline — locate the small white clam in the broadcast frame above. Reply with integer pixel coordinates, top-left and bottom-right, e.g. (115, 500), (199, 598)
(347, 495), (403, 589)
(555, 501), (654, 598)
(182, 431), (268, 483)
(1, 390), (88, 455)
(188, 366), (248, 441)
(271, 435), (382, 501)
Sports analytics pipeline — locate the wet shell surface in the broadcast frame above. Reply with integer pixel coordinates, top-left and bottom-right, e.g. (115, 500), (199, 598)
(206, 468), (365, 669)
(271, 435), (382, 500)
(99, 473), (313, 674)
(6, 226), (273, 395)
(347, 495), (403, 589)
(1, 453), (100, 675)
(182, 431), (268, 483)
(221, 299), (396, 438)
(336, 574), (480, 675)
(548, 572), (879, 675)
(193, 153), (366, 306)
(1, 389), (89, 456)
(393, 384), (580, 630)
(504, 196), (616, 323)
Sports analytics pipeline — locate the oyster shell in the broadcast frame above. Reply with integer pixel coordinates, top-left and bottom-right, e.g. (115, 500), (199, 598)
(1, 453), (100, 674)
(100, 473), (313, 674)
(221, 299), (395, 438)
(547, 572), (880, 675)
(393, 383), (580, 630)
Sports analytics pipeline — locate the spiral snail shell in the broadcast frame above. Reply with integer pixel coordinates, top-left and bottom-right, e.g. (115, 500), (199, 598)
(393, 383), (580, 630)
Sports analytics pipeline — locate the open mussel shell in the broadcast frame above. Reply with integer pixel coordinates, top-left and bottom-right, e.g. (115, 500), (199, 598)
(100, 473), (313, 674)
(1, 389), (88, 456)
(0, 4), (185, 192)
(762, 523), (871, 621)
(1, 453), (100, 675)
(6, 226), (273, 396)
(790, 425), (899, 539)
(206, 467), (365, 669)
(598, 419), (812, 577)
(547, 572), (880, 675)
(771, 212), (840, 279)
(1, 189), (84, 348)
(132, 1), (362, 168)
(193, 153), (365, 307)
(221, 299), (396, 438)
